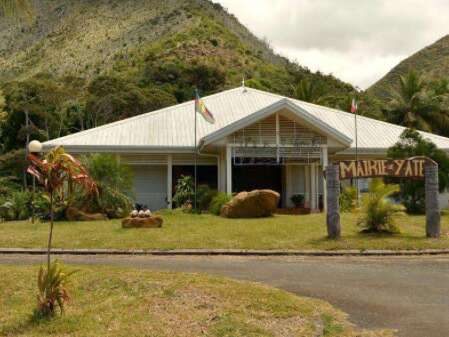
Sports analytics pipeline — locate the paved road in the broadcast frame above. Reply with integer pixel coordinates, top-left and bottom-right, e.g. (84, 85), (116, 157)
(2, 254), (449, 337)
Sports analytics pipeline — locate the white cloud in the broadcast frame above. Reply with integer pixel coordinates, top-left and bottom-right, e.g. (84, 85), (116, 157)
(214, 0), (449, 89)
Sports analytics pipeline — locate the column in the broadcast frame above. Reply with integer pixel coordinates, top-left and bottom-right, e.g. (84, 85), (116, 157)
(216, 153), (221, 193)
(310, 163), (317, 211)
(305, 165), (310, 208)
(322, 146), (328, 212)
(167, 154), (173, 209)
(219, 149), (226, 192)
(425, 162), (440, 238)
(326, 164), (341, 238)
(226, 145), (232, 195)
(285, 165), (291, 208)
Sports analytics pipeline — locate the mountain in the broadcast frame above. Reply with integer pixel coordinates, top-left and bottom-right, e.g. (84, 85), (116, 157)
(368, 35), (449, 101)
(0, 0), (387, 159)
(0, 0), (356, 96)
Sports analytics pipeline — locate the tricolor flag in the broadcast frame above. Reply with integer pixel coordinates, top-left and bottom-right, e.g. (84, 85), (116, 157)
(351, 98), (358, 114)
(195, 92), (215, 124)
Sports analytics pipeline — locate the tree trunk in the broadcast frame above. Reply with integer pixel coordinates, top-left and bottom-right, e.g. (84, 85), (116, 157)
(47, 192), (54, 270)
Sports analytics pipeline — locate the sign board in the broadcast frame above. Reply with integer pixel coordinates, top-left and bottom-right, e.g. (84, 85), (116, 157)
(338, 158), (427, 180)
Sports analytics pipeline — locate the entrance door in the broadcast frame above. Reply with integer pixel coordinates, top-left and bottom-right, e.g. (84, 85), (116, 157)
(132, 165), (167, 210)
(232, 165), (283, 205)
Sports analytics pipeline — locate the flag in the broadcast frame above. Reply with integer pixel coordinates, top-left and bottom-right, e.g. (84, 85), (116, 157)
(351, 98), (358, 114)
(195, 92), (215, 124)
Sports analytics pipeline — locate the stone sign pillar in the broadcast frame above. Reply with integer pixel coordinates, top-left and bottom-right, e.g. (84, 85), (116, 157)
(425, 162), (440, 238)
(326, 164), (341, 238)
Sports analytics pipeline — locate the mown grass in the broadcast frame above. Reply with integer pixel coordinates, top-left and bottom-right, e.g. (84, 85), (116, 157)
(0, 265), (394, 337)
(1, 210), (449, 250)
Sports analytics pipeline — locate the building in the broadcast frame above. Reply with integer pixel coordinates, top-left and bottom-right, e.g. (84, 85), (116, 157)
(43, 86), (449, 211)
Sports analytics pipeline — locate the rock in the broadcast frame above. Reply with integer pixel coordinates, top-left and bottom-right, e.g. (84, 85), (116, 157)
(130, 210), (138, 218)
(66, 207), (107, 221)
(220, 189), (280, 218)
(121, 216), (163, 228)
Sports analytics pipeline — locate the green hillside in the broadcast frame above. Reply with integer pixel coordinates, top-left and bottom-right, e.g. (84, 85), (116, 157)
(0, 0), (362, 99)
(368, 35), (449, 101)
(0, 0), (379, 154)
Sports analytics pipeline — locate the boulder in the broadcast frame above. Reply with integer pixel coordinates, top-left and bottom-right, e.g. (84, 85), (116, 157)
(220, 189), (280, 218)
(65, 207), (107, 221)
(122, 216), (163, 228)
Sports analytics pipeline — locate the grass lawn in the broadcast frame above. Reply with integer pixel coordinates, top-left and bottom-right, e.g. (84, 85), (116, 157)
(0, 265), (394, 337)
(0, 210), (449, 250)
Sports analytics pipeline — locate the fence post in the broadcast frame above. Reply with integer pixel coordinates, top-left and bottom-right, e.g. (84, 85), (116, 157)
(425, 162), (440, 238)
(326, 164), (341, 238)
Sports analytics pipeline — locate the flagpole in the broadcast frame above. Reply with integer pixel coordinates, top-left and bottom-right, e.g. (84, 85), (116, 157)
(354, 99), (359, 207)
(194, 89), (198, 212)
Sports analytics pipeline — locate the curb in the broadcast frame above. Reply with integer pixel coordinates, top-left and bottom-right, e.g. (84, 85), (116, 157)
(2, 248), (449, 256)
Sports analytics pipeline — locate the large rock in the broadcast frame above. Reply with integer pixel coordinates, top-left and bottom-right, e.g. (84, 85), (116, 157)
(65, 207), (107, 221)
(220, 189), (280, 218)
(122, 216), (163, 228)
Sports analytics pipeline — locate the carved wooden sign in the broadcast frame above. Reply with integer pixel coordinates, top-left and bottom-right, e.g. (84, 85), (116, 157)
(338, 158), (427, 180)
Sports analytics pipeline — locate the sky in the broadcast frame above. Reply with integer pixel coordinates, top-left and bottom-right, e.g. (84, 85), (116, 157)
(213, 0), (449, 89)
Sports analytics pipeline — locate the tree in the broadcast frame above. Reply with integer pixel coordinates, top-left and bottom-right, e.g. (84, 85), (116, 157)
(387, 129), (449, 213)
(1, 77), (66, 152)
(27, 146), (98, 269)
(292, 79), (326, 104)
(86, 75), (176, 127)
(27, 147), (97, 317)
(0, 89), (6, 153)
(385, 70), (449, 135)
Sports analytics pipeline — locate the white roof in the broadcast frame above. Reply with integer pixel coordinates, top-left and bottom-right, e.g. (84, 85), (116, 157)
(43, 87), (449, 153)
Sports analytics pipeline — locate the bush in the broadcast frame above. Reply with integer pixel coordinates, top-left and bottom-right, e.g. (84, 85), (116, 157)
(35, 260), (76, 318)
(290, 194), (304, 208)
(357, 179), (404, 234)
(0, 190), (31, 220)
(340, 186), (357, 212)
(173, 175), (194, 208)
(209, 192), (232, 215)
(80, 154), (133, 217)
(196, 185), (217, 211)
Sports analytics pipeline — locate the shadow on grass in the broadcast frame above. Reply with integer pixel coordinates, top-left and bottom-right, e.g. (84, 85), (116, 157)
(306, 230), (440, 250)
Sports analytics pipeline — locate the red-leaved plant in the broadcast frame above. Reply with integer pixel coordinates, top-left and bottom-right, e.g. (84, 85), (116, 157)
(27, 146), (98, 316)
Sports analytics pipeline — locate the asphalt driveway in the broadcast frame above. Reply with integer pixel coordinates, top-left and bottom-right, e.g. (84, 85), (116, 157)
(2, 254), (449, 337)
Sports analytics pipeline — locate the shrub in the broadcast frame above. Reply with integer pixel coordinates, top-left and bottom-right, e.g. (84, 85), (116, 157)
(339, 186), (357, 212)
(35, 260), (76, 318)
(0, 190), (31, 220)
(290, 194), (304, 208)
(173, 175), (194, 208)
(357, 179), (404, 234)
(209, 192), (232, 215)
(80, 154), (133, 217)
(196, 184), (217, 211)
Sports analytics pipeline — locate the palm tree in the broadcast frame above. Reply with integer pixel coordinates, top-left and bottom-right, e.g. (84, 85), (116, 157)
(357, 179), (403, 233)
(386, 70), (449, 133)
(27, 146), (98, 269)
(292, 79), (327, 104)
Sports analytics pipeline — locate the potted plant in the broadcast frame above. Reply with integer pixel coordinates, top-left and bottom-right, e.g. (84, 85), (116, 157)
(290, 194), (305, 208)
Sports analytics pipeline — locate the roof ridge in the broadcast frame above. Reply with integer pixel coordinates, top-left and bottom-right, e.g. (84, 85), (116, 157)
(44, 86), (245, 144)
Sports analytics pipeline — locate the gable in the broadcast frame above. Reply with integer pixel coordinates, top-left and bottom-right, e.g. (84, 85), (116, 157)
(229, 114), (325, 146)
(200, 99), (352, 149)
